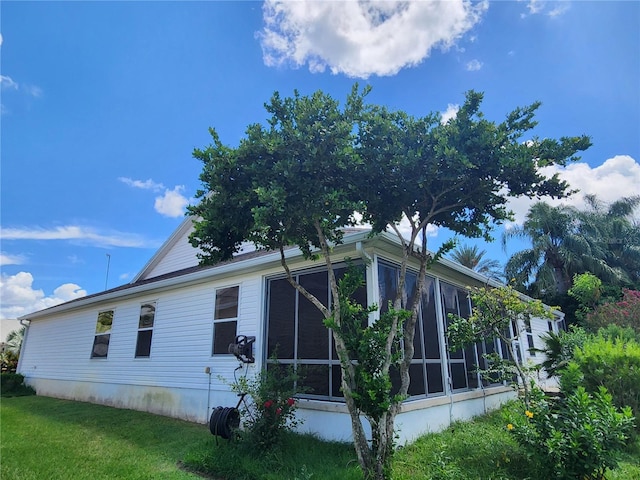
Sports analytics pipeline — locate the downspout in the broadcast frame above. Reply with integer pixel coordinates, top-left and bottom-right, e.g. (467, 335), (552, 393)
(356, 241), (376, 326)
(356, 241), (372, 263)
(16, 318), (31, 374)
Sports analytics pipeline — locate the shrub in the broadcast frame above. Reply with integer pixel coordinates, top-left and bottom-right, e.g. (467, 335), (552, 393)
(534, 325), (589, 377)
(507, 386), (635, 480)
(0, 373), (35, 397)
(571, 336), (640, 429)
(585, 289), (640, 333)
(229, 362), (304, 451)
(598, 324), (640, 343)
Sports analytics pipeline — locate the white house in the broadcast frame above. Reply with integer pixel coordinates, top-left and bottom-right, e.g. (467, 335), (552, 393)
(17, 218), (562, 444)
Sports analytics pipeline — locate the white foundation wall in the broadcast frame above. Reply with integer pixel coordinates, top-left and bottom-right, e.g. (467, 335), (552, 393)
(294, 387), (515, 444)
(24, 377), (241, 423)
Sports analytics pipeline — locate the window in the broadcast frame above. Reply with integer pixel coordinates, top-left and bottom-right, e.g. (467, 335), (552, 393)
(378, 261), (444, 398)
(525, 321), (536, 356)
(91, 310), (114, 358)
(213, 286), (239, 355)
(441, 282), (480, 391)
(135, 302), (156, 358)
(266, 265), (366, 400)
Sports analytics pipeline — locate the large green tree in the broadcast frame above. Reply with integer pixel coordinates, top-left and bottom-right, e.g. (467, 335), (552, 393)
(578, 195), (640, 288)
(188, 86), (590, 480)
(504, 195), (640, 300)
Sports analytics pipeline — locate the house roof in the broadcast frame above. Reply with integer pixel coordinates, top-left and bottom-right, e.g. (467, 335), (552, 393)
(18, 228), (371, 321)
(20, 223), (548, 322)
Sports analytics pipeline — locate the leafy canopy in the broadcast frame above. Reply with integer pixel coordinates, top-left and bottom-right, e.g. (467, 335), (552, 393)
(188, 86), (368, 263)
(354, 91), (591, 243)
(189, 86), (591, 265)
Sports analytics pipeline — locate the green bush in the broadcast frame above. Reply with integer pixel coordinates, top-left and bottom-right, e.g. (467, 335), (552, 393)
(229, 362), (304, 451)
(571, 336), (640, 428)
(0, 373), (35, 397)
(585, 289), (640, 333)
(507, 386), (635, 480)
(598, 324), (640, 343)
(534, 326), (589, 377)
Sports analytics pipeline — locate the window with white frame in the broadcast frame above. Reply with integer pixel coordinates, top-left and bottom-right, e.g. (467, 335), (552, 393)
(91, 310), (114, 358)
(213, 286), (239, 355)
(135, 302), (156, 358)
(525, 321), (536, 356)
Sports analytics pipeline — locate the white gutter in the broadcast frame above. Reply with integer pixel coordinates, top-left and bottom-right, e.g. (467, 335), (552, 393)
(19, 230), (375, 322)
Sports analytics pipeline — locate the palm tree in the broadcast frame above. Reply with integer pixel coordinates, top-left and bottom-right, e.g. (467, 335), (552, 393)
(1, 327), (24, 373)
(449, 244), (502, 279)
(503, 202), (582, 297)
(4, 326), (25, 355)
(504, 196), (640, 298)
(578, 195), (640, 288)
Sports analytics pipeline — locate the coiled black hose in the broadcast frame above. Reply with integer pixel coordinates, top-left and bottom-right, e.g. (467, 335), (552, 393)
(209, 406), (240, 440)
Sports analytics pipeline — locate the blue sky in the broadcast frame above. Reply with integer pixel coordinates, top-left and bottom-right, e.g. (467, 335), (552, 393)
(1, 0), (639, 327)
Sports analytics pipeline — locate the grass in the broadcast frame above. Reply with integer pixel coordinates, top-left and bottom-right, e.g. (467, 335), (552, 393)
(182, 432), (361, 480)
(0, 396), (207, 479)
(2, 396), (639, 479)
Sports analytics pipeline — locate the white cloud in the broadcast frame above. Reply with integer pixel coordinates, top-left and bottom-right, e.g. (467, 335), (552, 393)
(525, 0), (545, 15)
(440, 103), (460, 124)
(0, 252), (26, 266)
(0, 272), (86, 320)
(120, 177), (190, 217)
(68, 255), (84, 265)
(465, 59), (483, 71)
(259, 0), (488, 78)
(0, 75), (42, 97)
(0, 225), (156, 248)
(154, 186), (189, 218)
(506, 155), (640, 226)
(0, 75), (18, 90)
(23, 84), (43, 98)
(119, 177), (165, 192)
(521, 0), (570, 18)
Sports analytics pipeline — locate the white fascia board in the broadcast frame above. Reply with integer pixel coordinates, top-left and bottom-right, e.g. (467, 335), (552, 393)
(19, 230), (374, 321)
(131, 216), (196, 283)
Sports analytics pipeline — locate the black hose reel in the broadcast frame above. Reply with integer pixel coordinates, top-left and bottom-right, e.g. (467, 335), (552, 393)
(209, 405), (240, 439)
(209, 336), (255, 441)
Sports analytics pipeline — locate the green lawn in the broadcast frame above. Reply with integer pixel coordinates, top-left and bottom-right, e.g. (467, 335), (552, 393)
(2, 396), (639, 480)
(0, 396), (207, 479)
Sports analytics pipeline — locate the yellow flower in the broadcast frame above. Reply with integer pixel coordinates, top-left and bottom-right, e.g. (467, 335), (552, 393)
(507, 423), (514, 431)
(525, 410), (534, 419)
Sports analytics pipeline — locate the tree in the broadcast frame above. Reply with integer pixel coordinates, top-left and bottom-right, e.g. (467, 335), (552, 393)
(447, 284), (556, 406)
(449, 244), (502, 278)
(188, 86), (590, 480)
(1, 327), (25, 373)
(3, 327), (25, 355)
(578, 195), (640, 288)
(585, 289), (640, 333)
(504, 202), (582, 297)
(504, 196), (640, 300)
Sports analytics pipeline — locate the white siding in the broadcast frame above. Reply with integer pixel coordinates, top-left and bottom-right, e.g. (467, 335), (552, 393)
(144, 224), (201, 279)
(20, 271), (263, 422)
(18, 232), (559, 442)
(142, 223), (258, 280)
